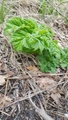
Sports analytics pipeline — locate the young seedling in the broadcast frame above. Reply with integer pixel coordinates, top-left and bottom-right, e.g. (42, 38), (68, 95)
(4, 17), (68, 73)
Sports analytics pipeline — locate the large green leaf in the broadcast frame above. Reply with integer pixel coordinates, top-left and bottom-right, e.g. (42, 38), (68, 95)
(4, 17), (54, 54)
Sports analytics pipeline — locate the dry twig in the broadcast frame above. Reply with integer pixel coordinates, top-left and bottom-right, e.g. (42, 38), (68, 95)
(29, 92), (54, 120)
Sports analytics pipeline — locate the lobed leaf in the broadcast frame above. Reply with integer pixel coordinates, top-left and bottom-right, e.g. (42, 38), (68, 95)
(4, 16), (68, 73)
(4, 17), (53, 54)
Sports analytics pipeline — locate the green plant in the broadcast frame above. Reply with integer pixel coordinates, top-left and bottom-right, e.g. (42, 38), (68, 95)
(37, 47), (68, 73)
(0, 0), (10, 24)
(37, 50), (59, 73)
(4, 16), (68, 73)
(60, 47), (68, 68)
(38, 0), (54, 16)
(0, 0), (5, 23)
(4, 16), (54, 54)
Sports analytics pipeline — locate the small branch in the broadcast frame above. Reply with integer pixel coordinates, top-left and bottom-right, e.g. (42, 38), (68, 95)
(0, 109), (10, 116)
(29, 92), (54, 120)
(5, 90), (45, 108)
